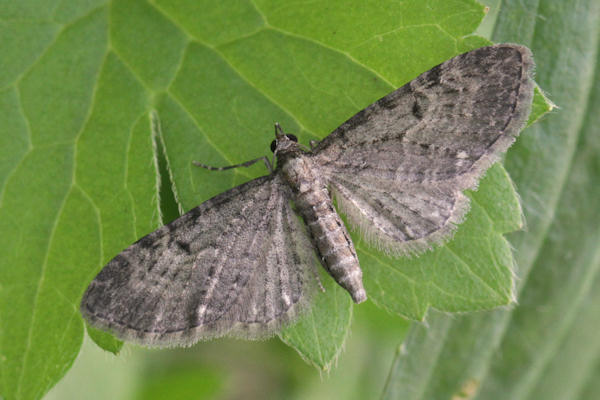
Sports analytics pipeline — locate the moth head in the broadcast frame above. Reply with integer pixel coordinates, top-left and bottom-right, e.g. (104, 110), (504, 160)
(271, 122), (298, 154)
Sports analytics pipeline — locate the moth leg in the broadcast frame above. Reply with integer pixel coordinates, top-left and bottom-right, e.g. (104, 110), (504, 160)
(193, 156), (273, 172)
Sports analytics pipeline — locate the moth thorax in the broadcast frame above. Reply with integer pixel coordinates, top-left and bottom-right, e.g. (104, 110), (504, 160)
(280, 155), (316, 191)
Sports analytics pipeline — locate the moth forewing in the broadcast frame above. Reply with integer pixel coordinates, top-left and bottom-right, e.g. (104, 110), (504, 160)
(313, 44), (534, 255)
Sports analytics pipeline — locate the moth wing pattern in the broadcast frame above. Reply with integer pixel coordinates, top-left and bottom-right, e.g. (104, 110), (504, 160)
(312, 44), (535, 254)
(80, 175), (320, 346)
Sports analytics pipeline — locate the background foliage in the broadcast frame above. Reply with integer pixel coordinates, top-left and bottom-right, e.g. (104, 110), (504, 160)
(0, 0), (597, 399)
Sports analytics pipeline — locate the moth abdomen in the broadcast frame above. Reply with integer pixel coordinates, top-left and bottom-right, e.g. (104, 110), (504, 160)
(294, 181), (366, 304)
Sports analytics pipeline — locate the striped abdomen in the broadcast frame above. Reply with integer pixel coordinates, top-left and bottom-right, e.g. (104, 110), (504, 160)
(281, 156), (366, 303)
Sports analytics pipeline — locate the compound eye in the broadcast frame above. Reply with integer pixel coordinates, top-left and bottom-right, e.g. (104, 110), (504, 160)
(270, 139), (277, 153)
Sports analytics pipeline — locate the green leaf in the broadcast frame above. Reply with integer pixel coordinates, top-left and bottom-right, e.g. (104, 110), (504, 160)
(280, 269), (352, 372)
(360, 163), (522, 320)
(382, 310), (454, 399)
(0, 1), (553, 398)
(84, 323), (123, 355)
(529, 87), (555, 125)
(382, 0), (600, 399)
(0, 8), (109, 400)
(526, 268), (600, 400)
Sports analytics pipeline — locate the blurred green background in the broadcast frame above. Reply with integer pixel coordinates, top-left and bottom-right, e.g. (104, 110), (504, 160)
(50, 301), (407, 400)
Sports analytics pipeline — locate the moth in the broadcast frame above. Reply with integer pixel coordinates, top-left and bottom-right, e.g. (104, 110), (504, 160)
(81, 44), (534, 346)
